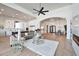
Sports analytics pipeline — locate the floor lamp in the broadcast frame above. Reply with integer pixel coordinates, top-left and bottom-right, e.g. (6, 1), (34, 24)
(15, 22), (23, 41)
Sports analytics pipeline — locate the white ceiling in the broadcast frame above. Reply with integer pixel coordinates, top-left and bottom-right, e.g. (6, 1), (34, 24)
(41, 17), (66, 23)
(0, 3), (72, 21)
(0, 3), (36, 21)
(16, 3), (72, 14)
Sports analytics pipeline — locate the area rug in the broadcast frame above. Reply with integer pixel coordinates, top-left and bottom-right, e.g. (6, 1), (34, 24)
(24, 39), (59, 56)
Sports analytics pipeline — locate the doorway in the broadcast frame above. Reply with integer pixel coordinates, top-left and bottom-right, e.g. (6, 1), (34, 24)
(64, 25), (67, 34)
(50, 25), (56, 33)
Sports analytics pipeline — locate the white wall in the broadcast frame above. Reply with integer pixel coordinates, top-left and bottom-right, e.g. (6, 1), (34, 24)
(72, 15), (79, 36)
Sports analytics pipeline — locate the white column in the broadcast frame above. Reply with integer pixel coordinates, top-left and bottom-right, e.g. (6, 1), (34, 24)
(67, 17), (72, 40)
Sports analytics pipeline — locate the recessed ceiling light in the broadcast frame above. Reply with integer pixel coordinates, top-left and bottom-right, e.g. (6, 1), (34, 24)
(16, 14), (18, 15)
(1, 9), (4, 11)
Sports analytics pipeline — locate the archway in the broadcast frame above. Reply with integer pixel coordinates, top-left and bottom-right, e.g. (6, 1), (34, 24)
(40, 17), (67, 41)
(40, 17), (67, 35)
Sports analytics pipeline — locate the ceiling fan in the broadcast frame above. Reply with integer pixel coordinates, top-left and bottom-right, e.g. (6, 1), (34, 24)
(33, 3), (49, 16)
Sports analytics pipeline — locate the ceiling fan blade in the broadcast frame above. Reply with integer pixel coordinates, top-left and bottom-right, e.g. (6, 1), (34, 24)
(42, 10), (49, 12)
(33, 9), (39, 12)
(38, 12), (40, 16)
(33, 6), (49, 16)
(40, 7), (44, 11)
(41, 12), (45, 15)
